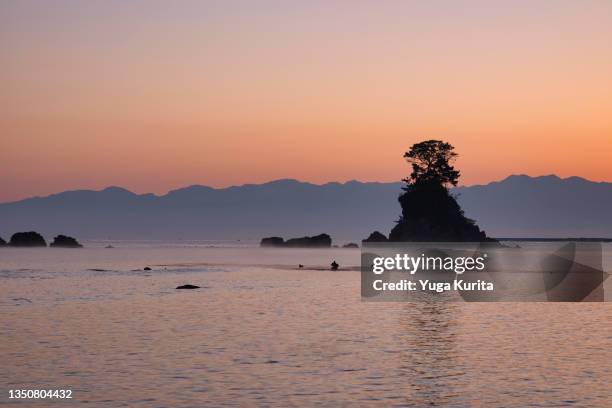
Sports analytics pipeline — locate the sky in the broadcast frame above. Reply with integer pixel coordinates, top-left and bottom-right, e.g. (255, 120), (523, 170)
(1, 0), (611, 202)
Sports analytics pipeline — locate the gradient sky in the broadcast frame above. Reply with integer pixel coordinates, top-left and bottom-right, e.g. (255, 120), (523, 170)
(1, 0), (611, 202)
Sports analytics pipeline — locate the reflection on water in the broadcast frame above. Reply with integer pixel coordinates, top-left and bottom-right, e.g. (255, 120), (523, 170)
(397, 301), (462, 406)
(1, 245), (611, 407)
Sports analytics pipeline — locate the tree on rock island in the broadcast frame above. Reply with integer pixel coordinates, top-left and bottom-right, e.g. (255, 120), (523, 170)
(389, 140), (494, 242)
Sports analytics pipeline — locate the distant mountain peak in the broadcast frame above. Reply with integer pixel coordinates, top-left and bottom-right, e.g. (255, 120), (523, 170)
(166, 184), (214, 195)
(260, 179), (307, 186)
(500, 174), (559, 183)
(102, 186), (134, 194)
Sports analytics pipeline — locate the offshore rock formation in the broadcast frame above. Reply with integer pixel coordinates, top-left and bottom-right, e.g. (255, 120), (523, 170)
(50, 234), (83, 248)
(362, 231), (389, 243)
(0, 236), (6, 246)
(389, 182), (493, 242)
(285, 233), (332, 247)
(260, 233), (332, 248)
(260, 237), (285, 247)
(9, 231), (47, 247)
(387, 140), (495, 242)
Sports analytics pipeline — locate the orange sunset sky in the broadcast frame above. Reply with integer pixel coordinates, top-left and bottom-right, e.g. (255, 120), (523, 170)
(1, 0), (611, 203)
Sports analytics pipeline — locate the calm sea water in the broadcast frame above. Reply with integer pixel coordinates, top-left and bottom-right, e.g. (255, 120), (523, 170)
(1, 241), (611, 407)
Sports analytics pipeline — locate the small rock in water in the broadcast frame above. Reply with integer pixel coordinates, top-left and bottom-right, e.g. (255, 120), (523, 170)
(330, 261), (339, 271)
(298, 264), (304, 268)
(176, 284), (200, 290)
(9, 231), (47, 247)
(50, 234), (83, 248)
(143, 267), (152, 271)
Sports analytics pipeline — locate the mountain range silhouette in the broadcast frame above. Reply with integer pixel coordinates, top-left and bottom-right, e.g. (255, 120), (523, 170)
(0, 175), (610, 240)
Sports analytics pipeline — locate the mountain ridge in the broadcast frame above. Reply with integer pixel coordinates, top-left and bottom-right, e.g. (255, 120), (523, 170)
(1, 175), (610, 240)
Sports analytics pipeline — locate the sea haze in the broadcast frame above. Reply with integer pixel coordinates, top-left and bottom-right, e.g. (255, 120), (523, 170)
(0, 175), (610, 240)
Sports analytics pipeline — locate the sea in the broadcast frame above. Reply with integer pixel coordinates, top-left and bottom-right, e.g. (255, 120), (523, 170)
(1, 241), (611, 407)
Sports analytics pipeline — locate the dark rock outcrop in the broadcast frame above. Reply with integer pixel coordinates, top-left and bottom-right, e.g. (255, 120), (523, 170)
(176, 284), (200, 289)
(389, 182), (493, 242)
(362, 231), (388, 243)
(260, 233), (332, 248)
(0, 237), (6, 246)
(285, 233), (331, 247)
(50, 235), (83, 248)
(143, 267), (152, 271)
(9, 231), (47, 247)
(343, 243), (359, 248)
(330, 261), (339, 270)
(260, 236), (285, 247)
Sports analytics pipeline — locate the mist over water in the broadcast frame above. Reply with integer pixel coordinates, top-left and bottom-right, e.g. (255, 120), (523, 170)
(1, 242), (611, 407)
